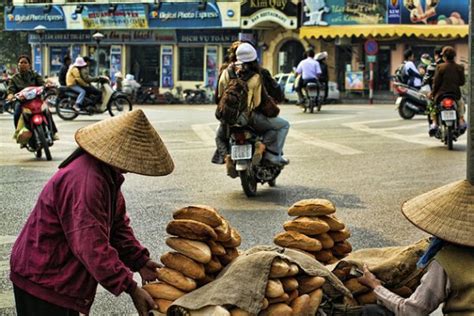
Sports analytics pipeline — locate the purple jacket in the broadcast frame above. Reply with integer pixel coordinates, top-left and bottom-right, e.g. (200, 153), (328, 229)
(10, 153), (150, 314)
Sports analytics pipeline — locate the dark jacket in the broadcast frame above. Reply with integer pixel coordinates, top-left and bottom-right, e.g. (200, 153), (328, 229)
(10, 153), (149, 314)
(58, 64), (69, 86)
(7, 70), (44, 95)
(319, 62), (328, 82)
(432, 61), (465, 101)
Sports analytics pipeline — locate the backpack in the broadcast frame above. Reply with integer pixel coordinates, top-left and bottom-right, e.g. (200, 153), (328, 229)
(261, 68), (285, 103)
(215, 68), (249, 125)
(394, 61), (408, 84)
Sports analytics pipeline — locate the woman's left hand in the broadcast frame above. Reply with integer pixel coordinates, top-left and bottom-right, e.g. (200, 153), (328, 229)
(358, 264), (382, 289)
(139, 259), (162, 285)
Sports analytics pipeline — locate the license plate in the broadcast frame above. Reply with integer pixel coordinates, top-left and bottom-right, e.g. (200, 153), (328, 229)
(231, 144), (252, 160)
(395, 97), (402, 105)
(441, 110), (456, 121)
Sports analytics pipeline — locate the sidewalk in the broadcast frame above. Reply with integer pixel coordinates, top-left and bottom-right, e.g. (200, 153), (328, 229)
(341, 91), (396, 105)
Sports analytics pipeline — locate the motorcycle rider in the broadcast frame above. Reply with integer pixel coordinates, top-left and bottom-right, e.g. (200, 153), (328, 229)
(429, 46), (467, 136)
(295, 49), (321, 105)
(423, 47), (443, 89)
(58, 56), (71, 87)
(402, 49), (423, 89)
(66, 57), (89, 112)
(80, 56), (102, 104)
(7, 55), (58, 140)
(315, 51), (329, 103)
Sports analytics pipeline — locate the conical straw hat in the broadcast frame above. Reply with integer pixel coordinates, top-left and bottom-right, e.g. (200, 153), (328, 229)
(401, 180), (474, 247)
(75, 109), (174, 176)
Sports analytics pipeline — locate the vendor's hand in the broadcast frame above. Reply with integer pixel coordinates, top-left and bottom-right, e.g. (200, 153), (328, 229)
(139, 259), (161, 285)
(357, 264), (382, 290)
(130, 286), (157, 316)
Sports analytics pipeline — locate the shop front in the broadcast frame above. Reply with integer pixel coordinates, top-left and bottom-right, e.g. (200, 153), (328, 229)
(240, 0), (303, 75)
(299, 0), (469, 93)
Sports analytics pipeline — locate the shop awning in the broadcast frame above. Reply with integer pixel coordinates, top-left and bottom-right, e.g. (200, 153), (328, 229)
(300, 25), (469, 39)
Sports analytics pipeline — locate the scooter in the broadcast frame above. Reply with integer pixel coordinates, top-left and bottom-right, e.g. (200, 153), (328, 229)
(302, 82), (321, 113)
(8, 86), (54, 160)
(228, 125), (283, 197)
(55, 78), (132, 121)
(393, 82), (429, 119)
(433, 94), (463, 150)
(184, 84), (208, 104)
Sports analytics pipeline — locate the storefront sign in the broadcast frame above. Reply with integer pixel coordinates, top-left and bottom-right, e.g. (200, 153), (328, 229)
(302, 0), (386, 26)
(400, 0), (468, 25)
(29, 31), (176, 44)
(345, 71), (364, 90)
(177, 30), (239, 44)
(4, 5), (66, 30)
(79, 4), (148, 29)
(161, 46), (174, 88)
(387, 0), (401, 23)
(33, 45), (42, 75)
(149, 2), (223, 29)
(241, 0), (297, 29)
(205, 46), (218, 88)
(110, 46), (122, 82)
(50, 46), (69, 76)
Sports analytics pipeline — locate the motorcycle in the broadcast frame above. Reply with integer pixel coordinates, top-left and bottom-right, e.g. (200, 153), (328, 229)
(184, 84), (208, 104)
(43, 81), (60, 114)
(228, 125), (283, 197)
(55, 77), (132, 121)
(8, 86), (54, 160)
(135, 86), (175, 105)
(393, 82), (429, 119)
(433, 94), (462, 150)
(302, 82), (321, 113)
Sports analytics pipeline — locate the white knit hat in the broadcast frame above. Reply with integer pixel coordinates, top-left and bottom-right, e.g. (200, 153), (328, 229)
(73, 57), (87, 67)
(315, 51), (328, 61)
(235, 43), (257, 64)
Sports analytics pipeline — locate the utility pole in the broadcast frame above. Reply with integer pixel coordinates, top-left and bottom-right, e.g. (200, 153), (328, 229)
(469, 1), (474, 184)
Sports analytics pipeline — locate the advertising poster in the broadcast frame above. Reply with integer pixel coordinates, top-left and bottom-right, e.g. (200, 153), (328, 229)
(110, 46), (122, 82)
(81, 4), (148, 29)
(161, 46), (173, 88)
(302, 0), (386, 26)
(33, 45), (42, 75)
(72, 45), (82, 61)
(400, 0), (468, 25)
(387, 0), (401, 23)
(205, 46), (218, 88)
(148, 2), (222, 29)
(50, 46), (69, 76)
(345, 71), (364, 90)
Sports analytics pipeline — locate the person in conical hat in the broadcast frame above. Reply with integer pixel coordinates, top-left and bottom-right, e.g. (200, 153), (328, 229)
(358, 180), (474, 315)
(10, 109), (174, 316)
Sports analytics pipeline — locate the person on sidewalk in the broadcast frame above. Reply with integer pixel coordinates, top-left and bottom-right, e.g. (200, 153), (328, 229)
(359, 180), (474, 316)
(10, 109), (175, 316)
(429, 46), (467, 136)
(295, 49), (321, 105)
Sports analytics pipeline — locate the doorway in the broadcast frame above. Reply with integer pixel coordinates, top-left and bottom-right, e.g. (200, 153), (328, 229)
(130, 45), (161, 86)
(277, 40), (305, 74)
(375, 49), (391, 91)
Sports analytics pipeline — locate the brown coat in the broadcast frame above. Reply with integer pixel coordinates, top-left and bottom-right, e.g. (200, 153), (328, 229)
(432, 61), (465, 101)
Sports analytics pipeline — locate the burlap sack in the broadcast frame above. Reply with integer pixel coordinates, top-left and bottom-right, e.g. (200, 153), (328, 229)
(330, 238), (429, 288)
(168, 245), (351, 316)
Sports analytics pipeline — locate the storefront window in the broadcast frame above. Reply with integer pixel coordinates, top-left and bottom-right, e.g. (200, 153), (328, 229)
(179, 47), (204, 81)
(49, 46), (70, 77)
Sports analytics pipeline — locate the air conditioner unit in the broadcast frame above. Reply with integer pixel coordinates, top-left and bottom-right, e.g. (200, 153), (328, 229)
(335, 37), (351, 46)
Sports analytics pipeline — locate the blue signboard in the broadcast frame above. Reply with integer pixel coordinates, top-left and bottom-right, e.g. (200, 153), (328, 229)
(400, 0), (468, 25)
(148, 2), (222, 28)
(33, 45), (42, 75)
(177, 29), (238, 44)
(5, 5), (66, 30)
(387, 0), (401, 23)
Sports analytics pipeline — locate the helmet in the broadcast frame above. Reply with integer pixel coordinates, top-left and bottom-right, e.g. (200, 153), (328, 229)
(420, 53), (432, 66)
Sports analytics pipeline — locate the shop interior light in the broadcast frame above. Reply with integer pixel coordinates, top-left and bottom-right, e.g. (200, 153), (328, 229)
(108, 4), (118, 14)
(198, 0), (207, 11)
(74, 5), (84, 14)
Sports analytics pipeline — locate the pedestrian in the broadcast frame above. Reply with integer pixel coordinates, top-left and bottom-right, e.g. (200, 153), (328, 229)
(402, 49), (423, 89)
(358, 179), (474, 315)
(58, 56), (71, 86)
(10, 109), (175, 316)
(295, 49), (322, 105)
(315, 51), (329, 102)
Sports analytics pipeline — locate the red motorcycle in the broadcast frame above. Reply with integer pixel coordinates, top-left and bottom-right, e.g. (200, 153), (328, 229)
(11, 86), (54, 160)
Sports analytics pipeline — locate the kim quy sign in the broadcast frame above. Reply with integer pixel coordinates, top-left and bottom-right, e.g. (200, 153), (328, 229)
(241, 0), (298, 29)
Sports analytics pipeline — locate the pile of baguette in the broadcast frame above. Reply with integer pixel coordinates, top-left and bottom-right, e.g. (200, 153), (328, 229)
(333, 263), (419, 306)
(143, 205), (241, 314)
(274, 199), (352, 264)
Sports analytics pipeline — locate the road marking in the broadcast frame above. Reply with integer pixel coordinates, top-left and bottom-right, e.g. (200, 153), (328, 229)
(191, 124), (216, 146)
(288, 129), (362, 155)
(383, 122), (427, 131)
(291, 115), (356, 125)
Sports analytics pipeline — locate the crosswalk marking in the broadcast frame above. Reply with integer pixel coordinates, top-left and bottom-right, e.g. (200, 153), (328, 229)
(288, 129), (362, 155)
(191, 124), (217, 147)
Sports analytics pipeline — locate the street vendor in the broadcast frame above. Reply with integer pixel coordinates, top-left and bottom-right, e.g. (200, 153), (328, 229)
(358, 180), (474, 315)
(10, 109), (175, 316)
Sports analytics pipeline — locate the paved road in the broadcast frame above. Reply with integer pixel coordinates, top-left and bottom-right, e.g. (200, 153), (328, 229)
(0, 103), (464, 315)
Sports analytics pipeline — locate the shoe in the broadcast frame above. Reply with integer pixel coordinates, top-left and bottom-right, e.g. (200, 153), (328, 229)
(428, 125), (438, 137)
(252, 141), (265, 165)
(265, 156), (289, 166)
(52, 134), (59, 141)
(72, 104), (81, 112)
(211, 149), (225, 165)
(280, 157), (290, 165)
(224, 155), (238, 178)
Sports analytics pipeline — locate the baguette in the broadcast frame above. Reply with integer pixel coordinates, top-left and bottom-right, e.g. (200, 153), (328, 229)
(165, 237), (212, 263)
(166, 219), (218, 241)
(332, 240), (353, 256)
(319, 215), (345, 231)
(287, 264), (300, 276)
(205, 256), (223, 274)
(259, 303), (292, 316)
(344, 278), (370, 295)
(229, 308), (250, 316)
(307, 289), (323, 313)
(156, 267), (197, 292)
(291, 294), (310, 316)
(268, 293), (290, 304)
(155, 299), (173, 314)
(328, 228), (351, 242)
(219, 247), (239, 265)
(173, 205), (223, 227)
(269, 258), (291, 278)
(221, 227), (241, 247)
(297, 276), (325, 294)
(313, 249), (334, 263)
(283, 217), (330, 235)
(143, 282), (185, 300)
(160, 252), (206, 280)
(265, 279), (285, 298)
(207, 240), (226, 256)
(314, 233), (334, 249)
(261, 298), (269, 310)
(214, 218), (232, 242)
(286, 289), (299, 304)
(274, 231), (322, 252)
(281, 277), (299, 292)
(288, 199), (336, 216)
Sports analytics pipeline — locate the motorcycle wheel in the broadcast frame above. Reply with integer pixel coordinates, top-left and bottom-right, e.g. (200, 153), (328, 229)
(44, 91), (57, 114)
(36, 125), (52, 161)
(239, 169), (257, 197)
(185, 95), (195, 104)
(447, 126), (454, 150)
(398, 101), (415, 119)
(56, 98), (79, 120)
(317, 98), (322, 112)
(310, 100), (315, 113)
(163, 92), (173, 104)
(108, 96), (132, 117)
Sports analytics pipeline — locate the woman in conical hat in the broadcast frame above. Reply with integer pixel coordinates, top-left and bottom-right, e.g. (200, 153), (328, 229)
(358, 180), (474, 315)
(10, 109), (174, 316)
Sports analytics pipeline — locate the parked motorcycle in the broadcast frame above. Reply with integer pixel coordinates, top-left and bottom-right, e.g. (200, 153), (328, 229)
(55, 77), (132, 120)
(432, 94), (462, 150)
(228, 126), (283, 197)
(8, 86), (54, 160)
(302, 82), (321, 113)
(393, 82), (429, 119)
(135, 86), (175, 104)
(184, 84), (208, 104)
